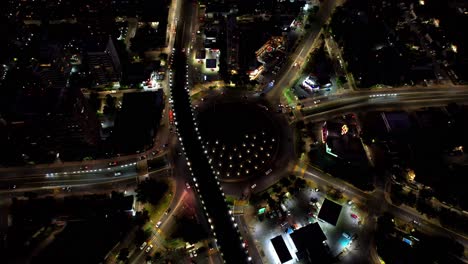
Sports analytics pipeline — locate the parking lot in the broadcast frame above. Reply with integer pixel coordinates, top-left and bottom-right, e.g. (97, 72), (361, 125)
(245, 183), (365, 263)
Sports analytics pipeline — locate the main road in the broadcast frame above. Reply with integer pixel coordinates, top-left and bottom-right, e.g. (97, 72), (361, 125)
(168, 0), (250, 263)
(266, 0), (345, 103)
(297, 89), (468, 123)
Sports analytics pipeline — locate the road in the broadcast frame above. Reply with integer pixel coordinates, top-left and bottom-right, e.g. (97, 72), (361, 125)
(297, 89), (468, 122)
(168, 0), (250, 263)
(302, 167), (468, 249)
(266, 0), (345, 103)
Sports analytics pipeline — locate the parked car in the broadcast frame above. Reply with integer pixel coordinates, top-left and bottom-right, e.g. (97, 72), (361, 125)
(140, 242), (147, 250)
(145, 244), (153, 253)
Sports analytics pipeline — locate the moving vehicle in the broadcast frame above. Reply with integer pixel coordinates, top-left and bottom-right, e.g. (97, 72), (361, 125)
(156, 221), (162, 228)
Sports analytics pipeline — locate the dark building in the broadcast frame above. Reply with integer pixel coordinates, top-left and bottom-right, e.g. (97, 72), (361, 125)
(114, 90), (164, 154)
(271, 235), (293, 263)
(318, 199), (343, 226)
(290, 223), (331, 263)
(206, 59), (217, 69)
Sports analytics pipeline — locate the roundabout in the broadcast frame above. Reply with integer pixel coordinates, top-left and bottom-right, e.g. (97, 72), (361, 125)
(196, 100), (283, 182)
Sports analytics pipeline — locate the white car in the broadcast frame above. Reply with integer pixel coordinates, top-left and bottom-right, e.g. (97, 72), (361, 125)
(140, 242), (147, 250)
(251, 184), (257, 189)
(156, 221), (162, 228)
(145, 244), (153, 253)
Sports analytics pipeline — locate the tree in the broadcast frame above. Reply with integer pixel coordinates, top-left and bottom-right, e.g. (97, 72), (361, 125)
(267, 197), (276, 209)
(24, 192), (38, 199)
(272, 184), (282, 193)
(172, 216), (208, 244)
(295, 178), (307, 189)
(390, 184), (403, 206)
(261, 192), (270, 201)
(158, 53), (168, 61)
(118, 248), (129, 261)
(288, 185), (299, 195)
(103, 94), (117, 115)
(333, 190), (343, 200)
(288, 174), (297, 182)
(135, 228), (151, 244)
(136, 179), (169, 205)
(153, 252), (162, 260)
(88, 92), (101, 112)
(280, 177), (292, 187)
(406, 191), (417, 206)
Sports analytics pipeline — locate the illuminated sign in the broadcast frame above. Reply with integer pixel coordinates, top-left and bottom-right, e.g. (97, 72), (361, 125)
(341, 124), (349, 135)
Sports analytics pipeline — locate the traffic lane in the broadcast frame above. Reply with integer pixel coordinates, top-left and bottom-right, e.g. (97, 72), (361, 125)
(268, 0), (343, 101)
(298, 85), (468, 106)
(387, 203), (468, 248)
(237, 216), (263, 264)
(307, 166), (468, 248)
(0, 156), (143, 177)
(300, 95), (468, 123)
(173, 2), (250, 262)
(0, 165), (139, 190)
(299, 89), (468, 110)
(129, 184), (186, 264)
(268, 26), (323, 101)
(128, 104), (188, 256)
(0, 175), (138, 196)
(303, 168), (370, 202)
(0, 151), (146, 171)
(129, 191), (188, 264)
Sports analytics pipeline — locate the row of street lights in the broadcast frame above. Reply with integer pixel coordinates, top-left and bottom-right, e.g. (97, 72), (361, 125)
(167, 49), (252, 263)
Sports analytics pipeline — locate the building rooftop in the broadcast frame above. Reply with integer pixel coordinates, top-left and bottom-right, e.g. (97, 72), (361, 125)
(290, 222), (326, 252)
(115, 90), (164, 153)
(290, 223), (331, 263)
(271, 235), (293, 263)
(318, 199), (343, 226)
(206, 59), (217, 69)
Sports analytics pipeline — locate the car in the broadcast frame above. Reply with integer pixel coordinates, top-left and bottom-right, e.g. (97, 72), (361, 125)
(108, 161), (117, 166)
(114, 171), (122, 176)
(189, 250), (198, 258)
(145, 244), (153, 253)
(140, 242), (147, 250)
(342, 232), (351, 239)
(156, 221), (162, 228)
(80, 165), (89, 170)
(314, 188), (319, 192)
(351, 213), (358, 219)
(185, 182), (191, 189)
(251, 184), (257, 189)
